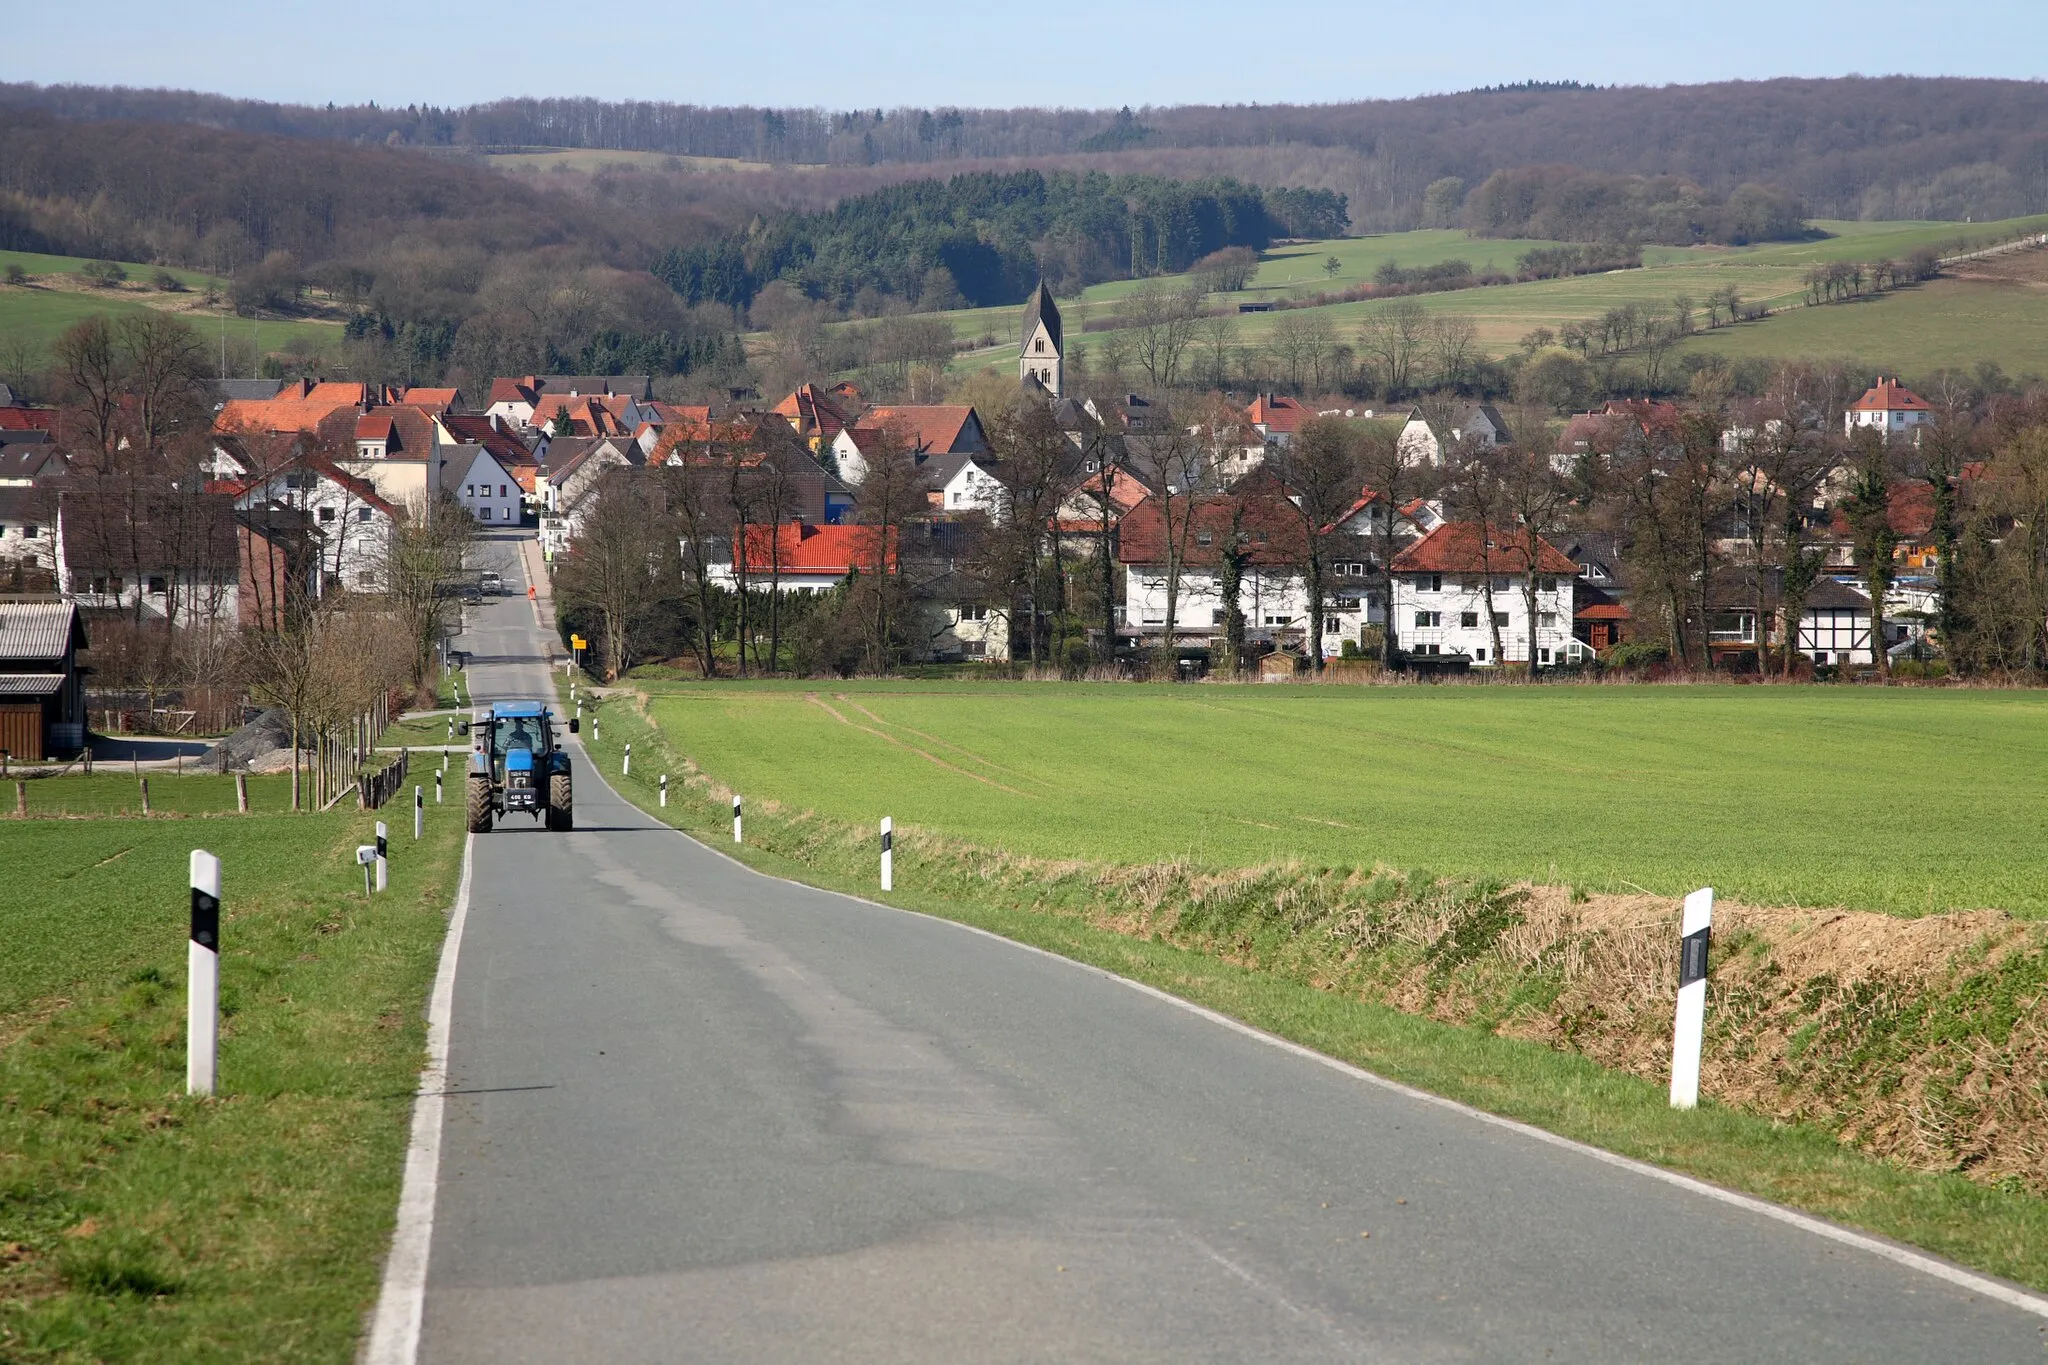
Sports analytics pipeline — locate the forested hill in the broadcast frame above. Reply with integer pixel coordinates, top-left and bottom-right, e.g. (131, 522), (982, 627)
(654, 170), (1349, 311)
(6, 76), (2048, 225)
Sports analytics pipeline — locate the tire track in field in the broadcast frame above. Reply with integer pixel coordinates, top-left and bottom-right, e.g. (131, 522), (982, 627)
(839, 699), (1060, 792)
(805, 694), (1038, 797)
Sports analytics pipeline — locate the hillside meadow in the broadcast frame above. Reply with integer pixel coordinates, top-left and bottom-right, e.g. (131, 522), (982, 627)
(634, 681), (2048, 919)
(937, 214), (2048, 377)
(0, 249), (341, 357)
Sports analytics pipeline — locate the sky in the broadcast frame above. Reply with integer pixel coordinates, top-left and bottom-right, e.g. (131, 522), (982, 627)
(2, 0), (2041, 111)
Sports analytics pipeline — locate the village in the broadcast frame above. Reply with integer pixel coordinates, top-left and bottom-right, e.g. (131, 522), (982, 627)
(0, 276), (1982, 759)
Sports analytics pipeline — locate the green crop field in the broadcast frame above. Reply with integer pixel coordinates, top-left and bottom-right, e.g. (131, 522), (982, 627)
(1677, 274), (2048, 376)
(634, 682), (2048, 918)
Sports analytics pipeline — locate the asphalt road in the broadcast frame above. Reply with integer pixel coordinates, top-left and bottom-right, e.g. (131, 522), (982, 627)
(418, 532), (2047, 1363)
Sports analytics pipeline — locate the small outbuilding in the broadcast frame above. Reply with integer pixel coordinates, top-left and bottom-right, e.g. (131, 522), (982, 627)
(0, 599), (88, 759)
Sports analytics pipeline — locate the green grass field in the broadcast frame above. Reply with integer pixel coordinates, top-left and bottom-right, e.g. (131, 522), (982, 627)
(0, 802), (463, 1360)
(634, 682), (2048, 918)
(0, 249), (341, 357)
(933, 214), (2048, 378)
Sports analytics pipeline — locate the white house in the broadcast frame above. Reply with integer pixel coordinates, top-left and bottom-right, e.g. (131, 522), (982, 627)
(1798, 578), (1876, 666)
(924, 452), (1005, 519)
(704, 522), (891, 593)
(227, 454), (397, 593)
(1389, 522), (1579, 666)
(1845, 377), (1933, 443)
(441, 444), (524, 527)
(1397, 403), (1511, 467)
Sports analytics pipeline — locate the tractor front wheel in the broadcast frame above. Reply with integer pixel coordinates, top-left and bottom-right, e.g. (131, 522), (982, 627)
(547, 773), (573, 831)
(466, 775), (494, 833)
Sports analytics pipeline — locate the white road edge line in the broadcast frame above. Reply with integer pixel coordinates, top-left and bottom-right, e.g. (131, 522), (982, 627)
(603, 769), (2048, 1322)
(364, 834), (473, 1365)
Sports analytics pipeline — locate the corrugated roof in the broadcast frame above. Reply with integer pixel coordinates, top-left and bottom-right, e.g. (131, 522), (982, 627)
(0, 601), (83, 661)
(0, 672), (64, 696)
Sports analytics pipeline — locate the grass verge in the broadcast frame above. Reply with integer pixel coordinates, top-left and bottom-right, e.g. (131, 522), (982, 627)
(569, 681), (2048, 1293)
(0, 805), (465, 1360)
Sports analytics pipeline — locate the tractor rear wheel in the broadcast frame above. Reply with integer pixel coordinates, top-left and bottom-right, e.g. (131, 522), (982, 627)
(547, 773), (573, 831)
(466, 775), (494, 833)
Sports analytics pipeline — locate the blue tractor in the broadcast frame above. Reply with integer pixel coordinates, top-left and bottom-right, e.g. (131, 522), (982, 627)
(461, 700), (577, 832)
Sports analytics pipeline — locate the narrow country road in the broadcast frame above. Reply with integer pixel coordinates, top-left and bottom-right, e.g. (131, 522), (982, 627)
(414, 531), (2047, 1363)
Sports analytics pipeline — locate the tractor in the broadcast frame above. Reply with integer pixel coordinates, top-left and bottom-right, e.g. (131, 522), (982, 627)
(461, 700), (577, 832)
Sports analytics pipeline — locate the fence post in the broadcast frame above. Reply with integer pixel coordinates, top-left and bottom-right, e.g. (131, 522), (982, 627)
(236, 772), (248, 813)
(140, 776), (151, 816)
(375, 821), (389, 893)
(880, 816), (893, 891)
(1670, 887), (1714, 1110)
(15, 780), (24, 818)
(188, 850), (221, 1096)
(414, 785), (423, 840)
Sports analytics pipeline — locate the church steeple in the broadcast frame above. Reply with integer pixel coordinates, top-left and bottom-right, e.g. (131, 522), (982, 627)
(1019, 280), (1063, 398)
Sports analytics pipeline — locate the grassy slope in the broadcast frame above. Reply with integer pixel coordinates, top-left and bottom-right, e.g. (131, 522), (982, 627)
(0, 804), (464, 1360)
(0, 249), (340, 356)
(936, 214), (2048, 376)
(572, 681), (2048, 1293)
(637, 681), (2048, 919)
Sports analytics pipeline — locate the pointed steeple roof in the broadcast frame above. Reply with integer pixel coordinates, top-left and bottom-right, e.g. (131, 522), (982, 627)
(1021, 280), (1062, 353)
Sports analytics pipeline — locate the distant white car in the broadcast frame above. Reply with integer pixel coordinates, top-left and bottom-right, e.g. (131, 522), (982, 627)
(480, 572), (503, 595)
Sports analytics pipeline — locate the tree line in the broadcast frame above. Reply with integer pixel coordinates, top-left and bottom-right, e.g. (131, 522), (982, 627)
(11, 76), (2047, 227)
(652, 169), (1347, 312)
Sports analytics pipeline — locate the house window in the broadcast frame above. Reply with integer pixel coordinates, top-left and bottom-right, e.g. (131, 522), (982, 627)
(1538, 612), (1556, 627)
(1417, 574), (1442, 592)
(1538, 576), (1558, 592)
(319, 506), (337, 523)
(465, 485), (474, 497)
(147, 575), (167, 595)
(1493, 612), (1509, 627)
(1414, 610), (1441, 628)
(1460, 611), (1478, 628)
(1324, 617), (1341, 634)
(1539, 647), (1552, 664)
(959, 604), (988, 622)
(357, 508), (372, 521)
(1196, 530), (1213, 546)
(500, 485), (508, 498)
(22, 524), (37, 538)
(480, 506), (492, 521)
(1474, 647), (1487, 662)
(1265, 614), (1294, 627)
(1492, 575), (1512, 591)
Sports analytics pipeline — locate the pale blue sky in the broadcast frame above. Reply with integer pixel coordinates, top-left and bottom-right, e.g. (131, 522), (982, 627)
(3, 0), (2040, 110)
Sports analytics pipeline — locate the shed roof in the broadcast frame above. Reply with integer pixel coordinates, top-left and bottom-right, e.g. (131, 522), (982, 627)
(0, 600), (85, 660)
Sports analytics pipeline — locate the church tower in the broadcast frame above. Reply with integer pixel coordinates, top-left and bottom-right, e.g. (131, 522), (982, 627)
(1019, 280), (1063, 398)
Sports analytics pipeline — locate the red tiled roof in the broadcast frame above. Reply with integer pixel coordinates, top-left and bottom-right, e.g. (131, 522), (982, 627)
(772, 383), (854, 437)
(356, 414), (396, 440)
(1117, 487), (1307, 567)
(1575, 602), (1631, 621)
(1390, 522), (1577, 575)
(866, 405), (979, 454)
(1245, 393), (1306, 434)
(736, 522), (895, 575)
(216, 395), (363, 436)
(395, 386), (460, 412)
(530, 394), (626, 438)
(439, 413), (534, 466)
(488, 377), (540, 406)
(1850, 378), (1929, 413)
(307, 381), (371, 405)
(0, 407), (57, 431)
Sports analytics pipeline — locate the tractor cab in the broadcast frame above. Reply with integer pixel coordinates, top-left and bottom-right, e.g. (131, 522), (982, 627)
(460, 700), (577, 832)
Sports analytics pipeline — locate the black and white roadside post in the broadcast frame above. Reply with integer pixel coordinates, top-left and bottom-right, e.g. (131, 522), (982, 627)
(1669, 887), (1714, 1109)
(659, 773), (668, 808)
(623, 742), (631, 777)
(414, 785), (424, 839)
(446, 716), (454, 742)
(188, 850), (221, 1096)
(375, 820), (389, 893)
(732, 794), (742, 843)
(880, 817), (893, 892)
(435, 769), (443, 805)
